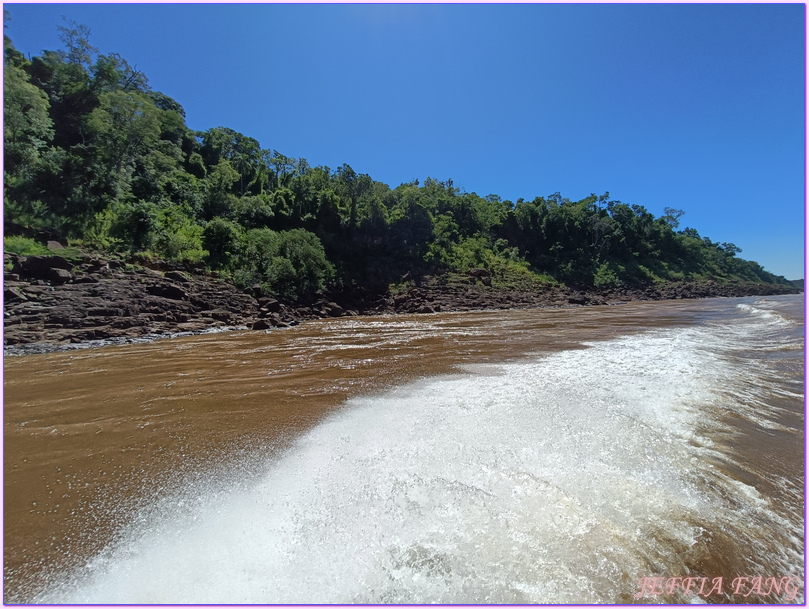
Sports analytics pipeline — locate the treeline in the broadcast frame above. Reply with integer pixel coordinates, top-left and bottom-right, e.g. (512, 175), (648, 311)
(3, 18), (790, 299)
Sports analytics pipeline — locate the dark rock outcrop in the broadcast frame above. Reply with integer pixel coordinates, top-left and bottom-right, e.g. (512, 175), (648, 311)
(3, 248), (800, 355)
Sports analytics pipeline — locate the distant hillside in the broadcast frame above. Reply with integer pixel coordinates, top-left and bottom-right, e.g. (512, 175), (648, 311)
(3, 20), (794, 302)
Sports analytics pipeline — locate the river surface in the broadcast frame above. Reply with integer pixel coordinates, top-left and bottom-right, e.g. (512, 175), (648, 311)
(3, 295), (804, 603)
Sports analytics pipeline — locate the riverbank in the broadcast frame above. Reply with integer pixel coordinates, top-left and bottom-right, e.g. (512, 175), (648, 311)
(3, 249), (800, 355)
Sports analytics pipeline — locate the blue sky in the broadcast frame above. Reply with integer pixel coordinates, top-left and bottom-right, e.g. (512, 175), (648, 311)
(5, 3), (805, 279)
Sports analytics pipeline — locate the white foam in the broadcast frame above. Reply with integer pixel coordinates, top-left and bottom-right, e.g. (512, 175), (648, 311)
(37, 320), (802, 604)
(735, 301), (794, 327)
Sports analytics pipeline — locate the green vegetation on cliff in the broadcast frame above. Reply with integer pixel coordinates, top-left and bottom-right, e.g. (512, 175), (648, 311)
(3, 18), (791, 300)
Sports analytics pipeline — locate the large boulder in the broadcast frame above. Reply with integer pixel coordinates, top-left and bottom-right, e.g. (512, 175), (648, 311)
(15, 255), (74, 280)
(257, 297), (281, 313)
(208, 309), (233, 322)
(146, 284), (188, 300)
(36, 227), (67, 246)
(164, 270), (191, 283)
(324, 302), (344, 317)
(47, 267), (72, 284)
(4, 221), (35, 238)
(251, 319), (272, 330)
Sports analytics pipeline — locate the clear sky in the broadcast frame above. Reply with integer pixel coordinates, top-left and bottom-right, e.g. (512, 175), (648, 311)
(4, 2), (806, 279)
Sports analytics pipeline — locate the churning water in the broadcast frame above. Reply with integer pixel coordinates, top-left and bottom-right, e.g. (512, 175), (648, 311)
(6, 296), (804, 603)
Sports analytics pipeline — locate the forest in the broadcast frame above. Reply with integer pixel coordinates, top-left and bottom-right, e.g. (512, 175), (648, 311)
(3, 17), (792, 302)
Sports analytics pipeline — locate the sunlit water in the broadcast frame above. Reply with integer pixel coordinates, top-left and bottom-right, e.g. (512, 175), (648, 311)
(4, 296), (804, 603)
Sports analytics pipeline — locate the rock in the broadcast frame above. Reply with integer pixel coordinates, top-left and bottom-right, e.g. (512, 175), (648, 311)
(70, 329), (99, 341)
(269, 314), (290, 327)
(46, 241), (65, 251)
(209, 309), (232, 322)
(36, 227), (67, 246)
(4, 330), (42, 345)
(325, 302), (344, 317)
(468, 268), (490, 279)
(4, 221), (34, 238)
(417, 305), (435, 314)
(87, 307), (123, 317)
(20, 285), (49, 297)
(47, 310), (86, 326)
(16, 255), (73, 279)
(258, 297), (281, 312)
(175, 321), (209, 332)
(146, 284), (188, 300)
(164, 270), (190, 283)
(129, 253), (167, 270)
(5, 273), (20, 281)
(91, 327), (114, 340)
(47, 268), (72, 284)
(251, 319), (272, 330)
(568, 294), (587, 305)
(4, 286), (27, 302)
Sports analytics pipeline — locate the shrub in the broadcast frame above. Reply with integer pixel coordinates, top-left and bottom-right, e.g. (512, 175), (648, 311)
(593, 262), (621, 288)
(107, 201), (159, 251)
(448, 235), (493, 271)
(4, 235), (49, 256)
(202, 217), (242, 270)
(153, 210), (207, 265)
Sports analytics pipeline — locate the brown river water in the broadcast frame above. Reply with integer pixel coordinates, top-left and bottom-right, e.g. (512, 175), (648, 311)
(3, 295), (804, 603)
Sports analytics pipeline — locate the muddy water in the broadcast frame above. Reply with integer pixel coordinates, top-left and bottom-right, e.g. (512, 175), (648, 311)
(3, 297), (804, 603)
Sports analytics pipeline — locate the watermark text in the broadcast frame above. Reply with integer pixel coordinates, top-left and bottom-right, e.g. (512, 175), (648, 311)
(635, 576), (802, 601)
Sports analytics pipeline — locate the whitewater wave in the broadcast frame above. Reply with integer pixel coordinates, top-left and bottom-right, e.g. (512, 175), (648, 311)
(735, 300), (797, 328)
(36, 314), (803, 603)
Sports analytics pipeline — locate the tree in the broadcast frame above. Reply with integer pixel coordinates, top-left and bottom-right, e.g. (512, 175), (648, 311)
(85, 90), (161, 200)
(201, 159), (239, 219)
(269, 229), (334, 298)
(199, 126), (263, 195)
(202, 217), (242, 269)
(3, 61), (54, 176)
(56, 18), (97, 69)
(335, 163), (371, 231)
(662, 207), (685, 229)
(235, 228), (333, 298)
(92, 52), (149, 94)
(107, 200), (159, 251)
(721, 242), (742, 256)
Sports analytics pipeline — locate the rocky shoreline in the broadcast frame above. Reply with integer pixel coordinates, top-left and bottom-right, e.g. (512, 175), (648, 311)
(3, 250), (801, 356)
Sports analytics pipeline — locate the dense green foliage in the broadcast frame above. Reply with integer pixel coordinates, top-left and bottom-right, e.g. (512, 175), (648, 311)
(3, 18), (791, 299)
